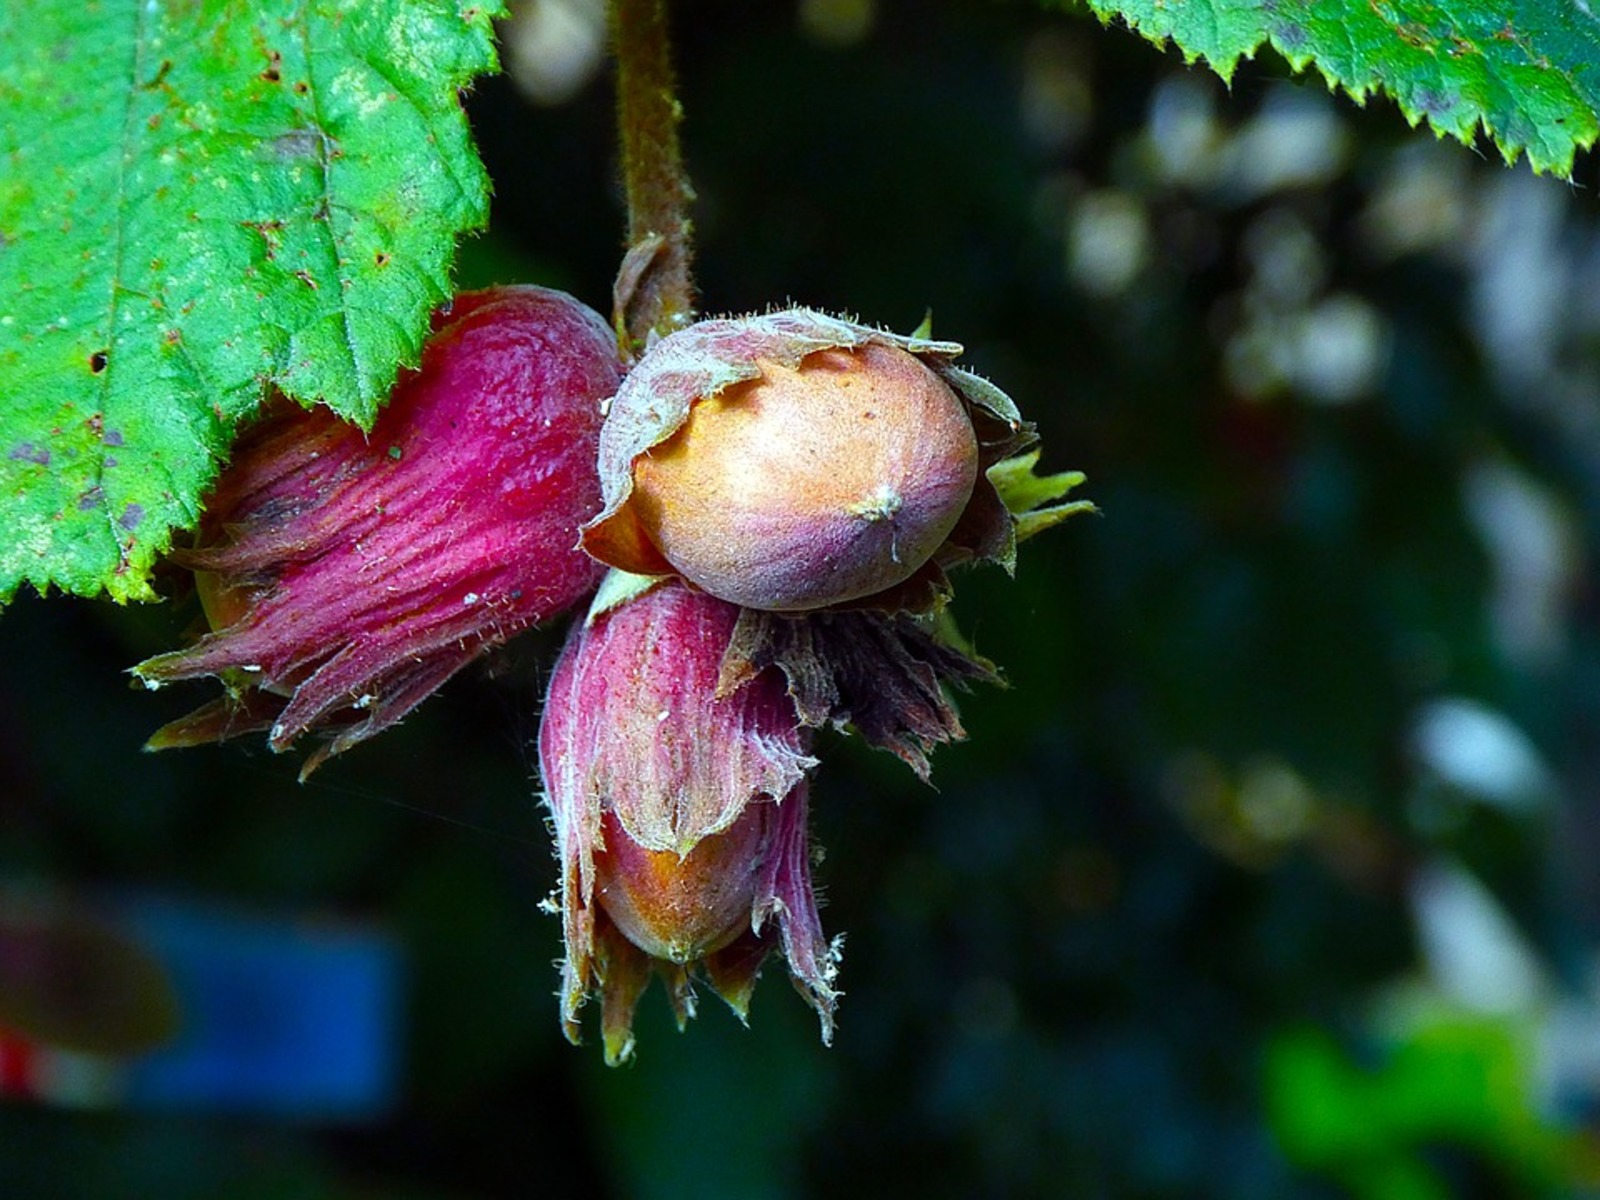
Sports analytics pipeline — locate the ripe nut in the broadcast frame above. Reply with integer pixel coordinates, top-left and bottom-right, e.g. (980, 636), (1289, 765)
(581, 309), (1046, 614)
(134, 285), (624, 775)
(540, 579), (838, 1063)
(629, 343), (978, 610)
(592, 805), (768, 964)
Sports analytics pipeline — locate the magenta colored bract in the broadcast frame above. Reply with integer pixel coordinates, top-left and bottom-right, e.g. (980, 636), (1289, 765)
(134, 285), (623, 776)
(539, 580), (839, 1064)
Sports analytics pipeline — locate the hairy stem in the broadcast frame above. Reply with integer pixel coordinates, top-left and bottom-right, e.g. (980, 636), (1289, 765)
(610, 0), (695, 353)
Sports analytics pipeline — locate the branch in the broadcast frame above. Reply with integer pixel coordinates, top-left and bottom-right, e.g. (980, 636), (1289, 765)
(610, 0), (696, 353)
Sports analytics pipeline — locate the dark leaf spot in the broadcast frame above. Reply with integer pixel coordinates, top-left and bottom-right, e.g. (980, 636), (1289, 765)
(1397, 22), (1435, 50)
(374, 251), (391, 268)
(261, 49), (282, 84)
(1417, 88), (1457, 116)
(293, 81), (309, 95)
(268, 129), (322, 159)
(104, 430), (124, 448)
(77, 486), (103, 512)
(242, 218), (284, 259)
(89, 350), (107, 373)
(294, 270), (319, 290)
(1272, 21), (1307, 50)
(118, 503), (144, 532)
(8, 443), (49, 466)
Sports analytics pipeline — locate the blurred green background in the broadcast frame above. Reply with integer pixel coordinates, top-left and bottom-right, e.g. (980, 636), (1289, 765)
(6, 0), (1600, 1195)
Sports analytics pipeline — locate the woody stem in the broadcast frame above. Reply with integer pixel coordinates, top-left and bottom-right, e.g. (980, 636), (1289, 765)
(610, 0), (696, 353)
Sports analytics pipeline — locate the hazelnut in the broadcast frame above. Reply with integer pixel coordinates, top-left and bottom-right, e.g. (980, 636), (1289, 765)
(630, 343), (978, 610)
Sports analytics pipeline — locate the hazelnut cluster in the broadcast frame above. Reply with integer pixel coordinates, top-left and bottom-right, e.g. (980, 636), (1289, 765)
(137, 290), (1091, 1060)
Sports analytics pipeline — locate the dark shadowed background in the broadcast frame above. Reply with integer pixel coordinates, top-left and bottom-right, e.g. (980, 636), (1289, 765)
(5, 1), (1600, 1196)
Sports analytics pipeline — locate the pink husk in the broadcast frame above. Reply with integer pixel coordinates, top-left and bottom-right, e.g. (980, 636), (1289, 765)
(135, 286), (623, 772)
(539, 581), (838, 1061)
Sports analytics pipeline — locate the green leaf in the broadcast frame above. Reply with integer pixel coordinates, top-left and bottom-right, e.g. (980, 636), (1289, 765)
(0, 0), (502, 603)
(1083, 1), (1600, 178)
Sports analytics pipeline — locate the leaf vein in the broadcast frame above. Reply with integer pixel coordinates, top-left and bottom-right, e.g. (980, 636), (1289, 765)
(295, 6), (365, 413)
